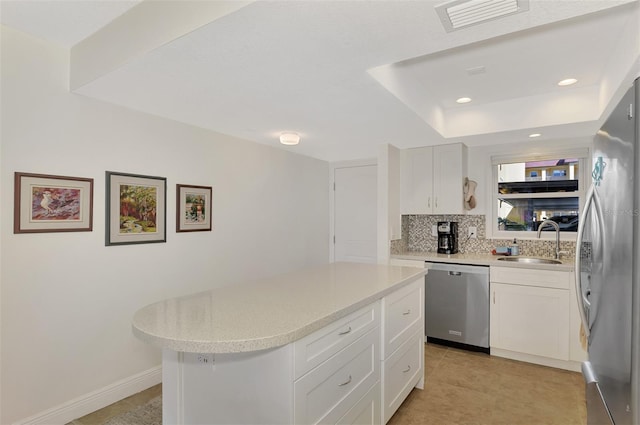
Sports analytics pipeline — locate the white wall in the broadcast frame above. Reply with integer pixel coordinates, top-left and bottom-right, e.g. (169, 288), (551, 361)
(0, 26), (329, 424)
(377, 144), (400, 263)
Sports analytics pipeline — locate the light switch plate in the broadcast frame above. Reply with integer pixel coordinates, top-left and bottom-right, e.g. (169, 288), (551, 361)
(431, 225), (438, 237)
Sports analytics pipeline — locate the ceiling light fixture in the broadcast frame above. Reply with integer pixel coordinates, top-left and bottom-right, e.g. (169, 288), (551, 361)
(529, 133), (541, 138)
(456, 97), (472, 104)
(557, 78), (578, 86)
(279, 132), (300, 145)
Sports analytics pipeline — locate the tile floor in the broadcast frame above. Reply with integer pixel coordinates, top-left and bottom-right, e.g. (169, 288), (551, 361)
(70, 343), (586, 424)
(67, 384), (161, 425)
(389, 343), (586, 425)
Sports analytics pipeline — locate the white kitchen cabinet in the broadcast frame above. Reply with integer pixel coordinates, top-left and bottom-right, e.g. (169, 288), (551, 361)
(400, 143), (467, 215)
(400, 147), (433, 214)
(490, 281), (570, 360)
(489, 266), (584, 371)
(381, 278), (424, 423)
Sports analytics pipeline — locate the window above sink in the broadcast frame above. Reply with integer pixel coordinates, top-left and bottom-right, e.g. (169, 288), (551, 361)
(491, 150), (588, 238)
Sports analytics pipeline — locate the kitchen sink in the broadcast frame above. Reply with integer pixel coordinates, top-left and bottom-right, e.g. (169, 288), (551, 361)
(497, 257), (563, 265)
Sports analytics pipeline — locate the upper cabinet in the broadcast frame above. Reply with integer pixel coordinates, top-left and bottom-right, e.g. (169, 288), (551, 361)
(400, 143), (468, 215)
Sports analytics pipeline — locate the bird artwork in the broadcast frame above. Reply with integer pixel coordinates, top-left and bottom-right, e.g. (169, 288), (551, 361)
(31, 187), (82, 221)
(40, 190), (55, 215)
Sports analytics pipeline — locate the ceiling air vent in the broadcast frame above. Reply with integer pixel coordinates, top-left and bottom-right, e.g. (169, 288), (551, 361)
(436, 0), (529, 32)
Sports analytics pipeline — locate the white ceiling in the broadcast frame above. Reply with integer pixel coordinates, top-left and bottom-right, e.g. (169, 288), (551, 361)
(2, 0), (639, 162)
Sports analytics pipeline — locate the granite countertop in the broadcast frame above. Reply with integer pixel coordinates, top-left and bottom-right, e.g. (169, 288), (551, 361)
(391, 251), (574, 271)
(132, 262), (427, 354)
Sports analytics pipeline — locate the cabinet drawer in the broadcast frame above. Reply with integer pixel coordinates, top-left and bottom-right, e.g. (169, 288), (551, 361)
(336, 380), (381, 425)
(294, 302), (380, 379)
(490, 266), (571, 290)
(382, 330), (423, 423)
(294, 328), (380, 425)
(383, 278), (423, 358)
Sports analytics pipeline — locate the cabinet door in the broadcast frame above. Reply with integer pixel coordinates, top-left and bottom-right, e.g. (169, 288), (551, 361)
(432, 144), (465, 214)
(490, 282), (570, 360)
(400, 147), (433, 214)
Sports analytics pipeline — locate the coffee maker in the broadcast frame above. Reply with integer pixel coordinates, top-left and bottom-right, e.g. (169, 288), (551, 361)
(437, 221), (458, 254)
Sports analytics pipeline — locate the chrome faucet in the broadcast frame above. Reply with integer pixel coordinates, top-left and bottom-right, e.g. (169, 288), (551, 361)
(537, 219), (562, 260)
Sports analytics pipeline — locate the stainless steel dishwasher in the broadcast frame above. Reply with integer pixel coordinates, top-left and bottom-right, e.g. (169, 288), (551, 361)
(425, 262), (490, 353)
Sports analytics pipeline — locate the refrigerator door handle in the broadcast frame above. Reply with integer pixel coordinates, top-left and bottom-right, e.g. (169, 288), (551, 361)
(575, 184), (604, 339)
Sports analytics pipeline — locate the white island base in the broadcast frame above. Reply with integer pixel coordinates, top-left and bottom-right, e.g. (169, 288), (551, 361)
(163, 296), (424, 424)
(133, 263), (427, 424)
(163, 346), (296, 424)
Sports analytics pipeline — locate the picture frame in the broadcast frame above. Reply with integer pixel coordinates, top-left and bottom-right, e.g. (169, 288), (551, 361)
(14, 172), (94, 233)
(176, 184), (213, 232)
(106, 171), (167, 246)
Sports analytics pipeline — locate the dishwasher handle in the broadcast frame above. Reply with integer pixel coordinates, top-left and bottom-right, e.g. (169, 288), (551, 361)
(448, 271), (462, 276)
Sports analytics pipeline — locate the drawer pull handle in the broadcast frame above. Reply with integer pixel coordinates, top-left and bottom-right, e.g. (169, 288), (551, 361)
(402, 309), (411, 316)
(402, 365), (411, 373)
(338, 375), (352, 387)
(338, 326), (352, 336)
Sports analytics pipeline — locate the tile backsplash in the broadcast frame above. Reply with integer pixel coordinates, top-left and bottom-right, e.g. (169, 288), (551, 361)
(391, 214), (576, 259)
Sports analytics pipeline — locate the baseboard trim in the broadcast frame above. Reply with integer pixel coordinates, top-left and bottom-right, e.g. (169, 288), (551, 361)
(14, 365), (162, 425)
(491, 348), (582, 372)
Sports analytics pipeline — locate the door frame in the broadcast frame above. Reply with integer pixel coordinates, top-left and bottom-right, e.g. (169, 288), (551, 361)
(329, 158), (377, 263)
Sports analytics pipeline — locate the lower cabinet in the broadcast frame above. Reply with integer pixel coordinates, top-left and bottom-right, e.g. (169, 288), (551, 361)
(163, 277), (425, 425)
(380, 277), (424, 423)
(490, 281), (569, 360)
(296, 275), (425, 424)
(489, 266), (586, 371)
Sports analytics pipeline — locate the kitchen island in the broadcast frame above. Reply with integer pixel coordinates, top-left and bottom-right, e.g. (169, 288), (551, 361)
(133, 262), (427, 424)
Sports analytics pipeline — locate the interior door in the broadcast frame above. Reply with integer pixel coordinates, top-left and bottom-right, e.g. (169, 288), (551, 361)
(334, 165), (377, 263)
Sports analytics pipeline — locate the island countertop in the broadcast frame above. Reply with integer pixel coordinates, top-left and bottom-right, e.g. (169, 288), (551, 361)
(132, 262), (427, 354)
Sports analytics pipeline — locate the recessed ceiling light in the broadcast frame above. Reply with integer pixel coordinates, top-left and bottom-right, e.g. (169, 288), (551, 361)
(279, 132), (300, 145)
(456, 97), (472, 104)
(529, 133), (541, 138)
(557, 78), (577, 86)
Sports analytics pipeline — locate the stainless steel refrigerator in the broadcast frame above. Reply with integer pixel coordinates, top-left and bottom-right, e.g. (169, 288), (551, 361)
(576, 77), (639, 425)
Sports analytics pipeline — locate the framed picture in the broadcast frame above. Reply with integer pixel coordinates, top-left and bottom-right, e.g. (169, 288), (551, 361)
(106, 171), (167, 246)
(176, 184), (212, 232)
(14, 172), (94, 233)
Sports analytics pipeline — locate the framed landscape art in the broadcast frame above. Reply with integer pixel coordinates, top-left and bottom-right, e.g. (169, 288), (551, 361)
(14, 172), (94, 233)
(106, 171), (167, 246)
(176, 184), (212, 232)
